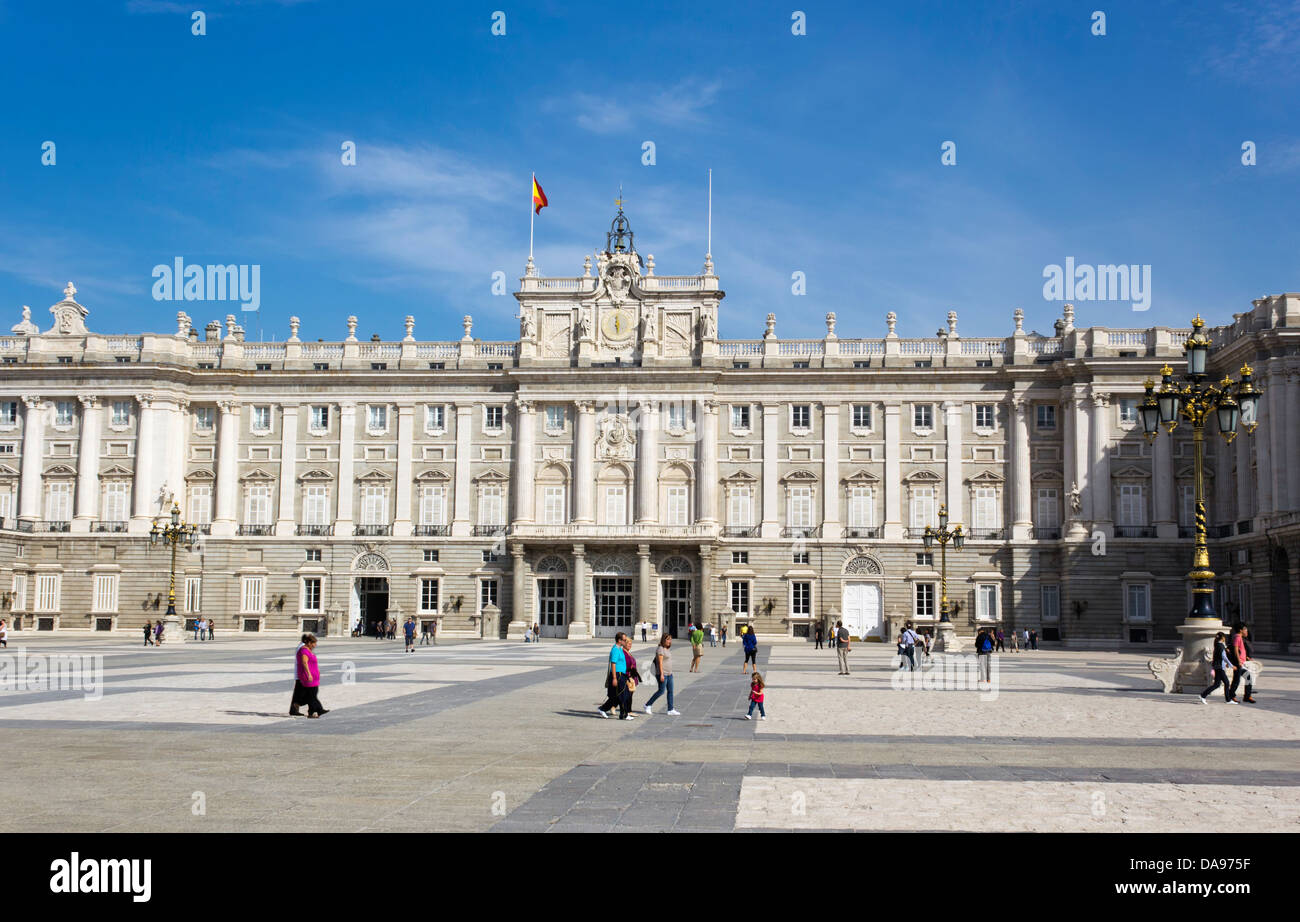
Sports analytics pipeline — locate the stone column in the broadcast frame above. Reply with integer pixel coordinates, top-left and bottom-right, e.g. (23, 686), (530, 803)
(884, 402), (902, 540)
(513, 398), (536, 525)
(73, 396), (102, 531)
(213, 400), (240, 536)
(761, 403), (779, 538)
(699, 545), (717, 631)
(1287, 366), (1300, 513)
(943, 400), (963, 522)
(698, 400), (719, 524)
(336, 402), (357, 534)
(165, 398), (187, 508)
(1152, 412), (1176, 538)
(275, 404), (299, 536)
(131, 394), (157, 529)
(1064, 389), (1089, 537)
(1266, 361), (1285, 514)
(1089, 393), (1114, 537)
(1235, 420), (1252, 525)
(822, 402), (840, 538)
(574, 401), (595, 523)
(1011, 397), (1032, 540)
(1255, 368), (1273, 524)
(507, 544), (528, 638)
(451, 403), (473, 536)
(17, 396), (44, 524)
(638, 543), (652, 629)
(636, 400), (658, 523)
(569, 544), (589, 638)
(394, 404), (414, 537)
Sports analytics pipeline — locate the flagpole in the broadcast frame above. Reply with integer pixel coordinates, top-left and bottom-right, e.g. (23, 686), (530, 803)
(529, 172), (535, 261)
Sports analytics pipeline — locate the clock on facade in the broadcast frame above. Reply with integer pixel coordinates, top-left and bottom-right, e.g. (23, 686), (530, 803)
(601, 308), (635, 341)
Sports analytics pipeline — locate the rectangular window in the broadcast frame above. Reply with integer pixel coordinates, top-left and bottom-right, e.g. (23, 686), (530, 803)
(1119, 398), (1138, 424)
(310, 406), (329, 431)
(1041, 584), (1060, 621)
(194, 406), (215, 431)
(1178, 484), (1195, 527)
(251, 406), (271, 432)
(426, 405), (445, 431)
(791, 581), (812, 617)
(913, 404), (933, 429)
(103, 482), (131, 522)
(1036, 405), (1056, 430)
(301, 578), (322, 613)
(852, 404), (872, 429)
(790, 404), (811, 430)
(35, 574), (61, 612)
(55, 401), (75, 427)
(0, 401), (16, 427)
(973, 487), (999, 530)
(11, 573), (26, 611)
(305, 549), (322, 562)
(975, 404), (995, 429)
(245, 484), (272, 525)
(420, 485), (447, 526)
(1117, 484), (1146, 527)
(480, 484), (504, 526)
(241, 576), (265, 614)
(914, 583), (935, 618)
(485, 406), (503, 431)
(542, 485), (566, 525)
(731, 551), (749, 565)
(848, 486), (874, 528)
(420, 578), (440, 614)
(544, 406), (565, 432)
(730, 580), (750, 616)
(976, 583), (999, 620)
(792, 550), (810, 565)
(665, 486), (689, 526)
(916, 552), (934, 567)
(93, 574), (118, 613)
(303, 485), (329, 526)
(361, 485), (389, 525)
(480, 578), (499, 610)
(46, 482), (72, 522)
(185, 576), (202, 614)
(1126, 584), (1151, 621)
(728, 486), (753, 527)
(731, 405), (750, 430)
(367, 405), (388, 432)
(422, 549), (439, 563)
(603, 485), (627, 526)
(1036, 488), (1059, 529)
(910, 487), (935, 530)
(788, 486), (813, 528)
(666, 403), (686, 430)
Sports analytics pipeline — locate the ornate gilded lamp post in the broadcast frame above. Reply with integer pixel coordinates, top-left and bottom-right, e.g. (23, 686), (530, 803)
(149, 501), (198, 644)
(923, 502), (965, 652)
(1141, 315), (1261, 692)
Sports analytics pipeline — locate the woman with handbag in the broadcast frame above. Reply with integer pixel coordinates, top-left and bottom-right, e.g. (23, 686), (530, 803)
(1199, 632), (1234, 704)
(620, 636), (638, 719)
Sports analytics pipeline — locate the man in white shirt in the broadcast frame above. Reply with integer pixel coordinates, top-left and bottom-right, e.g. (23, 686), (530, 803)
(900, 622), (920, 671)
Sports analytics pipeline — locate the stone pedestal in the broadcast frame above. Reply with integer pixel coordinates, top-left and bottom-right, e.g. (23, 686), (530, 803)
(506, 619), (530, 639)
(162, 612), (186, 644)
(482, 603), (501, 640)
(1148, 619), (1222, 693)
(934, 621), (964, 654)
(567, 621), (591, 640)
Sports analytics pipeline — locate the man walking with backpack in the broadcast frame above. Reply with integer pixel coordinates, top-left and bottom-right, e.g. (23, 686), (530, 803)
(835, 620), (851, 675)
(741, 624), (758, 673)
(976, 628), (995, 686)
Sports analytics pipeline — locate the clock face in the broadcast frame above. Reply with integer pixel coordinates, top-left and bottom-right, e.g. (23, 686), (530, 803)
(601, 308), (634, 341)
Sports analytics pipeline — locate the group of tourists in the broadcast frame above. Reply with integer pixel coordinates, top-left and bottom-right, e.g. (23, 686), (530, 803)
(142, 620), (165, 646)
(191, 618), (216, 641)
(991, 628), (1039, 651)
(523, 623), (542, 643)
(1200, 623), (1258, 704)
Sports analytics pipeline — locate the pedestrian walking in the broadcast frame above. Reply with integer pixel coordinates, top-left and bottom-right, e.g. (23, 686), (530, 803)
(0, 619), (7, 648)
(976, 628), (994, 685)
(1010, 630), (1019, 653)
(814, 623), (824, 650)
(744, 672), (767, 720)
(208, 618), (216, 641)
(597, 632), (632, 720)
(1199, 632), (1235, 704)
(689, 622), (704, 672)
(708, 623), (717, 647)
(1227, 623), (1257, 703)
(532, 623), (541, 644)
(995, 628), (1005, 652)
(143, 621), (153, 646)
(835, 620), (851, 675)
(720, 623), (728, 647)
(420, 620), (432, 645)
(289, 632), (329, 718)
(193, 619), (201, 641)
(641, 622), (648, 643)
(1022, 628), (1030, 650)
(741, 624), (758, 673)
(622, 637), (639, 717)
(900, 622), (920, 671)
(644, 634), (680, 715)
(403, 616), (416, 652)
(154, 619), (164, 646)
(1030, 629), (1039, 650)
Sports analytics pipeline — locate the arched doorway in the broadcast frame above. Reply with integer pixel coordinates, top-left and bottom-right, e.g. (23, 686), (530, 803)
(352, 552), (390, 636)
(841, 553), (884, 639)
(534, 554), (569, 638)
(590, 552), (635, 637)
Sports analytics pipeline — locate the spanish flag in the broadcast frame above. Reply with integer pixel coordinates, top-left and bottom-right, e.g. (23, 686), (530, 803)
(532, 174), (548, 214)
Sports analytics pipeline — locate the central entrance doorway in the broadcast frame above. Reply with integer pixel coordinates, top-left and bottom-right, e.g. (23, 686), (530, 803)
(537, 577), (568, 638)
(357, 576), (389, 636)
(661, 579), (692, 638)
(593, 576), (634, 637)
(841, 581), (882, 639)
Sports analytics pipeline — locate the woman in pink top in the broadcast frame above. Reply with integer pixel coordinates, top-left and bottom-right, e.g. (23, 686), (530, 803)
(289, 632), (329, 718)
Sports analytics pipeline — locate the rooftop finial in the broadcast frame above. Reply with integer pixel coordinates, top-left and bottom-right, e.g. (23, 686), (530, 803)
(64, 281), (77, 301)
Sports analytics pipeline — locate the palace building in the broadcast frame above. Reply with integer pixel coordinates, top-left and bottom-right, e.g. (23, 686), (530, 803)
(0, 209), (1297, 647)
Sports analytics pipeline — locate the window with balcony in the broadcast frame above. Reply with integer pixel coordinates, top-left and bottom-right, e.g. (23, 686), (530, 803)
(728, 486), (754, 530)
(101, 482), (130, 525)
(245, 484), (272, 526)
(1036, 488), (1059, 534)
(1117, 483), (1147, 530)
(603, 485), (628, 526)
(665, 485), (689, 526)
(302, 485), (329, 528)
(419, 485), (447, 530)
(542, 485), (566, 525)
(787, 486), (814, 529)
(909, 486), (935, 531)
(360, 485), (389, 528)
(848, 486), (874, 531)
(972, 487), (999, 534)
(45, 481), (72, 524)
(479, 484), (505, 528)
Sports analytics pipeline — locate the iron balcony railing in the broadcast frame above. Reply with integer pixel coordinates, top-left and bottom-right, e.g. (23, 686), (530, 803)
(297, 524), (334, 536)
(1114, 526), (1155, 538)
(415, 524), (451, 536)
(354, 524), (392, 537)
(93, 521), (128, 533)
(238, 524), (272, 536)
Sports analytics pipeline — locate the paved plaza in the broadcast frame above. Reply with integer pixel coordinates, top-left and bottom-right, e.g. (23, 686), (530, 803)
(0, 634), (1297, 833)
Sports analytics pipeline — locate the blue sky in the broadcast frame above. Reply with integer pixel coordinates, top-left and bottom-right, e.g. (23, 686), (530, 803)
(1, 0), (1297, 342)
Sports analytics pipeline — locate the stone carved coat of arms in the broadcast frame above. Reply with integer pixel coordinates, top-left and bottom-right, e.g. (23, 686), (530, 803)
(597, 415), (637, 461)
